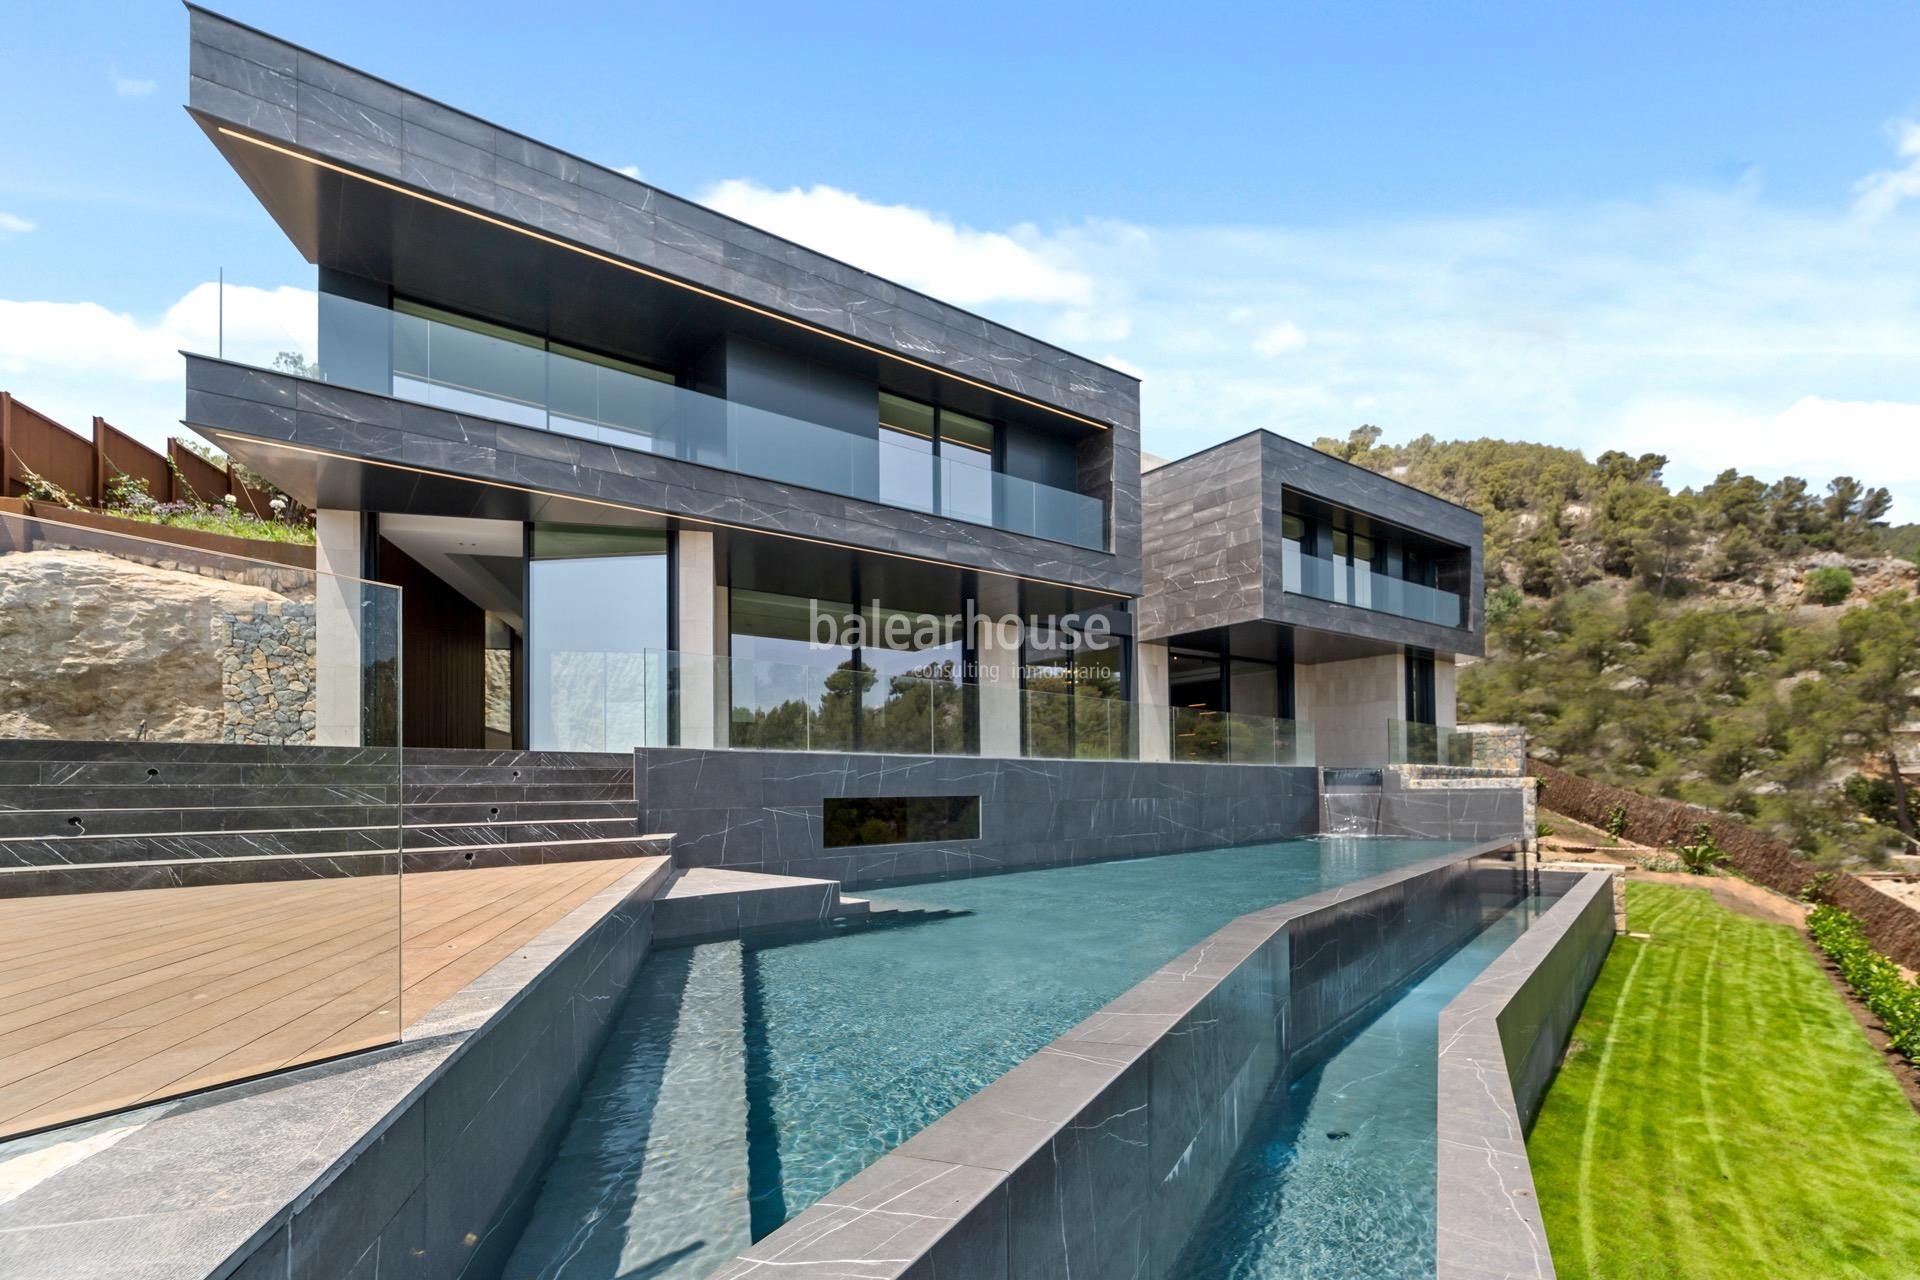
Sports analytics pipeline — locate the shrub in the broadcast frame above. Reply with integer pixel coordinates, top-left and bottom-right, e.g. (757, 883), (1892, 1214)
(1800, 870), (1838, 904)
(1605, 803), (1629, 843)
(1537, 821), (1557, 838)
(1674, 822), (1728, 874)
(1807, 905), (1920, 1060)
(1804, 566), (1854, 605)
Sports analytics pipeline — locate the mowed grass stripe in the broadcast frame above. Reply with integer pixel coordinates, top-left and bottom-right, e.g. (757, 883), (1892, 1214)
(1529, 882), (1920, 1279)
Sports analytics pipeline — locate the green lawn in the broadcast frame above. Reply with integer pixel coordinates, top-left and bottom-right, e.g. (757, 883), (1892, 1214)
(1528, 882), (1920, 1279)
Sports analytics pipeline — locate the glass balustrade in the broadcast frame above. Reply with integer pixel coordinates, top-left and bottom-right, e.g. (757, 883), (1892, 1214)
(0, 511), (402, 1139)
(519, 645), (1156, 760)
(293, 294), (1107, 550)
(1169, 708), (1315, 765)
(1284, 545), (1465, 628)
(1387, 719), (1479, 767)
(1019, 685), (1135, 761)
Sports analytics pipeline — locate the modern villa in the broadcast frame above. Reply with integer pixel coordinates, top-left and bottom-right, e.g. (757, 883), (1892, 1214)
(178, 19), (1482, 768)
(0, 10), (1617, 1280)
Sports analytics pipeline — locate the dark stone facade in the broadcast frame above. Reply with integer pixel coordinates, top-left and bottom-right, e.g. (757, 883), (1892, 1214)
(185, 357), (1139, 595)
(183, 6), (1142, 594)
(632, 747), (1321, 887)
(1142, 431), (1486, 655)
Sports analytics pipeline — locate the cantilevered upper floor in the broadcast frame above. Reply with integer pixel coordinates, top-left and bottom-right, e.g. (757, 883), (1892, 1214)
(182, 6), (1141, 596)
(1140, 430), (1485, 658)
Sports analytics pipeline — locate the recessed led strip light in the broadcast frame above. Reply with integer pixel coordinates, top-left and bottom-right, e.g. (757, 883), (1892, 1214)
(200, 431), (1133, 600)
(214, 126), (1115, 434)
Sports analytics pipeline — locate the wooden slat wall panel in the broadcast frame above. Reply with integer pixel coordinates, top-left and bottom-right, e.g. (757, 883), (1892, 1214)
(377, 537), (487, 749)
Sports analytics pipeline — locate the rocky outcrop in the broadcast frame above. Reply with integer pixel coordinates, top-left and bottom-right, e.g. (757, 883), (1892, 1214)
(0, 549), (316, 744)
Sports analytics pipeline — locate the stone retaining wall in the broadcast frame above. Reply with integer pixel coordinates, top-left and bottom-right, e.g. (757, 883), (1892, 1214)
(1530, 759), (1920, 969)
(217, 602), (317, 745)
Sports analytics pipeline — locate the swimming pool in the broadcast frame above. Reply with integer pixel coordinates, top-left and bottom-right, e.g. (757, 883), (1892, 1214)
(1173, 891), (1552, 1278)
(504, 836), (1480, 1280)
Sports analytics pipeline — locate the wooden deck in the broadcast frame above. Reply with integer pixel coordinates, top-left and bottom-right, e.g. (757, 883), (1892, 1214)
(0, 857), (661, 1140)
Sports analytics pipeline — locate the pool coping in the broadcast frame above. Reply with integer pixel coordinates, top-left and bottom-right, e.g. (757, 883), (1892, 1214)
(1435, 866), (1618, 1280)
(0, 857), (672, 1280)
(708, 835), (1524, 1280)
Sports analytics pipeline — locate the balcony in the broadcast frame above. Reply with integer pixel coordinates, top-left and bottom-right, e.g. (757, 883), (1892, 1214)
(304, 294), (1108, 550)
(1281, 539), (1466, 628)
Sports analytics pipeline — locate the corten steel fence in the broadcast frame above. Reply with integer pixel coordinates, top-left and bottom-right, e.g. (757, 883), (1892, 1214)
(0, 391), (278, 516)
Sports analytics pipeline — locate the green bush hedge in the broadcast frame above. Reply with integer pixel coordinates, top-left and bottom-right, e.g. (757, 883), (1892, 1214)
(1807, 904), (1920, 1060)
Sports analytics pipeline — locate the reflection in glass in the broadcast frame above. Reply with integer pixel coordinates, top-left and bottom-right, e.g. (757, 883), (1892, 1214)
(862, 603), (967, 754)
(312, 292), (1107, 549)
(1282, 491), (1467, 627)
(878, 393), (935, 513)
(528, 525), (669, 751)
(730, 590), (856, 751)
(1023, 624), (1129, 760)
(938, 409), (995, 526)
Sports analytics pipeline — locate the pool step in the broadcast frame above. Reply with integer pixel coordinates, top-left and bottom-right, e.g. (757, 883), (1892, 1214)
(653, 867), (844, 944)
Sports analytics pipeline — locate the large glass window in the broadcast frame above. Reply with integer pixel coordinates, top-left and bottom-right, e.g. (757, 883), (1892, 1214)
(938, 409), (995, 526)
(393, 301), (547, 428)
(547, 341), (675, 448)
(860, 603), (967, 753)
(390, 300), (675, 441)
(878, 393), (936, 513)
(1281, 491), (1468, 628)
(728, 585), (972, 754)
(729, 589), (860, 751)
(1022, 594), (1130, 760)
(880, 392), (1001, 524)
(528, 525), (669, 751)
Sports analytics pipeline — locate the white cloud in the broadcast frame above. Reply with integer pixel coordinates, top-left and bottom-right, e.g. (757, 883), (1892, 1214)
(700, 179), (1095, 307)
(614, 164), (642, 180)
(1252, 322), (1307, 357)
(1611, 396), (1920, 493)
(1853, 118), (1920, 220)
(110, 71), (157, 98)
(0, 282), (313, 447)
(0, 212), (33, 236)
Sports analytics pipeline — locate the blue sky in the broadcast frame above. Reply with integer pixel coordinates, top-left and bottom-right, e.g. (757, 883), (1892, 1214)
(4, 1), (1920, 518)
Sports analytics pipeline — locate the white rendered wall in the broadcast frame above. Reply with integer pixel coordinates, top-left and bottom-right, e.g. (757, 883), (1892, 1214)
(975, 576), (1023, 759)
(675, 531), (727, 748)
(1294, 653), (1405, 766)
(1436, 654), (1459, 729)
(1135, 640), (1171, 761)
(313, 509), (364, 747)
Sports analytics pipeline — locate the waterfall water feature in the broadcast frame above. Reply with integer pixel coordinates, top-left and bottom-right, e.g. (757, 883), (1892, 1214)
(1319, 767), (1384, 835)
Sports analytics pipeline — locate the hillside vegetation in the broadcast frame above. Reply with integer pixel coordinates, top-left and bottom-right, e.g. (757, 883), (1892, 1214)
(1314, 427), (1920, 864)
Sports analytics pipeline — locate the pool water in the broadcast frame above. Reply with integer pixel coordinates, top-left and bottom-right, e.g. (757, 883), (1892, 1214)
(504, 836), (1476, 1280)
(1173, 892), (1551, 1279)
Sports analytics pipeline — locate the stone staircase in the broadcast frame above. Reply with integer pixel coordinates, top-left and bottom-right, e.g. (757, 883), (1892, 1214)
(0, 742), (664, 896)
(400, 749), (664, 873)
